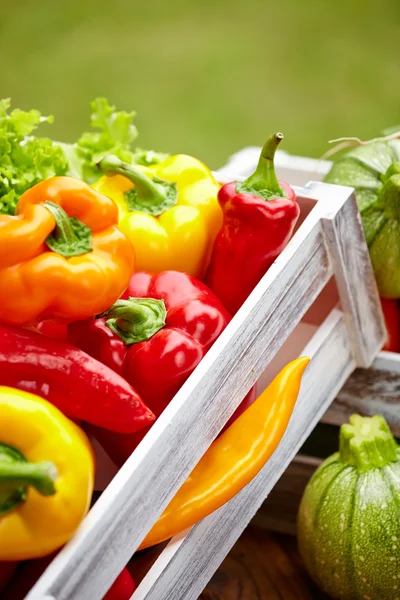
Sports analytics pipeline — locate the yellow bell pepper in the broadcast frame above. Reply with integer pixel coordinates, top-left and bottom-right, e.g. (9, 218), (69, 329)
(94, 154), (222, 278)
(0, 387), (95, 561)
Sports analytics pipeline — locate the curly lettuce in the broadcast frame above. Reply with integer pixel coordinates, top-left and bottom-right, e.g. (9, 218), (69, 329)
(0, 99), (68, 214)
(63, 98), (168, 182)
(0, 97), (169, 215)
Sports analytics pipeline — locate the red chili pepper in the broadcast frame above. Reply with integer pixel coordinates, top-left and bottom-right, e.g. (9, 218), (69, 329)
(381, 297), (400, 352)
(206, 133), (300, 315)
(69, 271), (256, 466)
(0, 324), (155, 433)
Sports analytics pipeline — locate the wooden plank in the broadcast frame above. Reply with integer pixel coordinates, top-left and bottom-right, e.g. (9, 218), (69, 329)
(323, 361), (400, 437)
(131, 309), (355, 600)
(27, 185), (336, 600)
(320, 189), (386, 367)
(201, 527), (330, 600)
(373, 350), (400, 374)
(252, 456), (321, 536)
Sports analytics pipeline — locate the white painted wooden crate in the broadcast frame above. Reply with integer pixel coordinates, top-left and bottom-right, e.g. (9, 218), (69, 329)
(27, 155), (386, 600)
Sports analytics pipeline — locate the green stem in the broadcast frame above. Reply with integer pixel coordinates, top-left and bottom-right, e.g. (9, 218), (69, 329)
(44, 201), (92, 257)
(101, 297), (167, 345)
(339, 414), (398, 471)
(0, 443), (57, 515)
(236, 133), (284, 199)
(98, 155), (178, 217)
(99, 155), (163, 199)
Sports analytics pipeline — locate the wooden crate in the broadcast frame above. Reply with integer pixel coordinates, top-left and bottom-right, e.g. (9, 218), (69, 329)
(27, 164), (385, 599)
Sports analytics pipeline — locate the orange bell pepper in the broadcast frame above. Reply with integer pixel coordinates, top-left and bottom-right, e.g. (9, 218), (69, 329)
(0, 177), (135, 326)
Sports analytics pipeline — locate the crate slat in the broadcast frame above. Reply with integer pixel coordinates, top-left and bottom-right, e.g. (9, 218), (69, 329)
(323, 352), (400, 436)
(132, 309), (354, 600)
(320, 190), (385, 367)
(251, 455), (320, 536)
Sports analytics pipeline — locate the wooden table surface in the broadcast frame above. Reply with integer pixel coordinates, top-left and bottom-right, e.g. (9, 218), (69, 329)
(200, 527), (330, 600)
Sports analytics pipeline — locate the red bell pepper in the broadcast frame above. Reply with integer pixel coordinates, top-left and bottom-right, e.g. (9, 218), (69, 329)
(206, 133), (300, 315)
(0, 324), (155, 433)
(70, 271), (230, 417)
(381, 297), (400, 352)
(69, 271), (256, 466)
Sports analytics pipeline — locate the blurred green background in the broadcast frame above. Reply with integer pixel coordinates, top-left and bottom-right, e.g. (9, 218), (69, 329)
(1, 0), (399, 168)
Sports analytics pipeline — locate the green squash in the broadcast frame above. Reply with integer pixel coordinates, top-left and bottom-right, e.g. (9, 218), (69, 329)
(324, 140), (400, 297)
(298, 415), (400, 600)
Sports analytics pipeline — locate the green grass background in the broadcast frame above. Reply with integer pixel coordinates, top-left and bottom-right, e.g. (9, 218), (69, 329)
(1, 0), (399, 168)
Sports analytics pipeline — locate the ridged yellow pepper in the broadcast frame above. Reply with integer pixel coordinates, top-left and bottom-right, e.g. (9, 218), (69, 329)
(93, 154), (222, 278)
(0, 387), (95, 561)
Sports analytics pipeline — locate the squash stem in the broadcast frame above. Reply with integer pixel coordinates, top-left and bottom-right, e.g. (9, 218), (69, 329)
(339, 415), (398, 471)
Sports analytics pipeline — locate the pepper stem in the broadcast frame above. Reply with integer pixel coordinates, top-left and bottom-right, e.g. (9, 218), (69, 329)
(98, 155), (178, 217)
(339, 414), (398, 471)
(236, 133), (284, 199)
(0, 443), (57, 515)
(101, 297), (167, 345)
(44, 201), (92, 258)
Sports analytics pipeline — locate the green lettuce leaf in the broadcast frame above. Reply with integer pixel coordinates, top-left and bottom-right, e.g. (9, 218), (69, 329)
(0, 99), (68, 214)
(63, 98), (169, 182)
(74, 97), (138, 183)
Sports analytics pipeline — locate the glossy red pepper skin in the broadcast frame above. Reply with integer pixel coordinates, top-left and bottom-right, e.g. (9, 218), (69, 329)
(381, 297), (400, 352)
(206, 134), (300, 315)
(69, 271), (231, 417)
(69, 271), (256, 466)
(0, 324), (155, 433)
(103, 568), (136, 600)
(36, 320), (69, 342)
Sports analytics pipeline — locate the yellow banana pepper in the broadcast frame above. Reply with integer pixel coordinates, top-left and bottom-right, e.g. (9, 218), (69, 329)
(94, 154), (222, 278)
(140, 356), (309, 549)
(0, 387), (95, 560)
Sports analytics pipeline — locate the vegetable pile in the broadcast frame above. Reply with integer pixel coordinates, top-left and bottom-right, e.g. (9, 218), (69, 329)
(0, 97), (306, 597)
